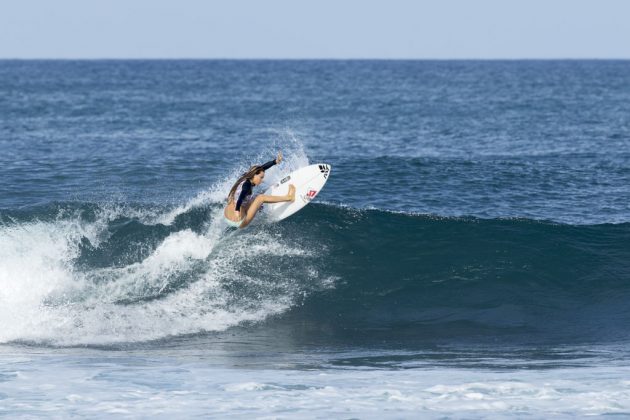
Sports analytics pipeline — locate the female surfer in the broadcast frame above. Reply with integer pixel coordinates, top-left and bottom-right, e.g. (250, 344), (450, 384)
(224, 152), (295, 228)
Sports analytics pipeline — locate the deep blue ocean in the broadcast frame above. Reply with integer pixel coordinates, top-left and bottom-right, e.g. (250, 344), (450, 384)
(1, 60), (630, 417)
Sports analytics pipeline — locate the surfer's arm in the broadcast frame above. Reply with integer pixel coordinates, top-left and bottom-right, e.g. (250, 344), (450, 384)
(235, 180), (253, 211)
(260, 152), (282, 170)
(260, 159), (277, 171)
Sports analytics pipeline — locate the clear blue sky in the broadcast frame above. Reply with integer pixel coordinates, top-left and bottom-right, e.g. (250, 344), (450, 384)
(1, 0), (629, 59)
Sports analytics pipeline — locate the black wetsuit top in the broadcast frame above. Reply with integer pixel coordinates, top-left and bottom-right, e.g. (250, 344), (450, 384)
(235, 159), (277, 211)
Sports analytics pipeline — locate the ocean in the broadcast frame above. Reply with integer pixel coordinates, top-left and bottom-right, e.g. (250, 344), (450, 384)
(1, 60), (630, 418)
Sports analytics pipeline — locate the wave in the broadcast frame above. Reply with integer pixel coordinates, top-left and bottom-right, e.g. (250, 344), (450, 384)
(1, 200), (629, 347)
(277, 205), (630, 346)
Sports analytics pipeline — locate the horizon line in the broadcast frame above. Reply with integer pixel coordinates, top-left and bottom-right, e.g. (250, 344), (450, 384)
(1, 57), (630, 61)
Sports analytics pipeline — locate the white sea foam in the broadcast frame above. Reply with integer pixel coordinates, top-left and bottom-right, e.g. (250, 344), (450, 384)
(1, 356), (629, 418)
(0, 208), (317, 345)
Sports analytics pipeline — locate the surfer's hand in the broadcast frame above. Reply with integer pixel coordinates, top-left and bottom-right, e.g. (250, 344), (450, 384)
(276, 152), (283, 164)
(235, 210), (240, 219)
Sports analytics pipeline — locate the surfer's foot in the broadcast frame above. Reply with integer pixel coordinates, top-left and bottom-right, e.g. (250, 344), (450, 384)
(287, 184), (296, 202)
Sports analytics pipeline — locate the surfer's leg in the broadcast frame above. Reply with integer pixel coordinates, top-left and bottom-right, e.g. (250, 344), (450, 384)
(239, 185), (295, 228)
(285, 184), (295, 201)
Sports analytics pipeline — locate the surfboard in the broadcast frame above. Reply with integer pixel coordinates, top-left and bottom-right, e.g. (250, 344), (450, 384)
(263, 163), (331, 222)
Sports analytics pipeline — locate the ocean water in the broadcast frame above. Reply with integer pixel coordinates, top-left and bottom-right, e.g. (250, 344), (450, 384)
(1, 60), (630, 418)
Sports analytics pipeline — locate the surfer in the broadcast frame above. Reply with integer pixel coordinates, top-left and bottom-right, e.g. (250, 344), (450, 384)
(224, 152), (295, 228)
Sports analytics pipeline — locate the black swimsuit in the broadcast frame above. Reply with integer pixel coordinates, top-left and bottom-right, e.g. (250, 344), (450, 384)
(234, 159), (277, 211)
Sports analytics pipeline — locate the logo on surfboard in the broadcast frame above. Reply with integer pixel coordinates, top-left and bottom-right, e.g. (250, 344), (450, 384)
(318, 165), (330, 179)
(302, 189), (318, 202)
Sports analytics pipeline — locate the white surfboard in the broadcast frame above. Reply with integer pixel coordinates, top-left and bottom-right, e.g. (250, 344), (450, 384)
(263, 163), (331, 222)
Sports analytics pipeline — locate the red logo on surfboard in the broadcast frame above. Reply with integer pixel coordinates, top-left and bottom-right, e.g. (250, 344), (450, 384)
(302, 189), (318, 202)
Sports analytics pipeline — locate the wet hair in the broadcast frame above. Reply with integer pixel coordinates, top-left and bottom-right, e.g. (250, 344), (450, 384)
(227, 165), (264, 203)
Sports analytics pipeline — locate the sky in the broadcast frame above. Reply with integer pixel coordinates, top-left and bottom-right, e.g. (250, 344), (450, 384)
(0, 0), (629, 59)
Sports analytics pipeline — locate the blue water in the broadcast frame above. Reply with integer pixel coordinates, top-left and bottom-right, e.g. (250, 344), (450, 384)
(1, 60), (630, 417)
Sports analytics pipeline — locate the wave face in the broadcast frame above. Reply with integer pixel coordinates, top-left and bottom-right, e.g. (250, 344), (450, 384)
(279, 206), (630, 346)
(1, 201), (629, 347)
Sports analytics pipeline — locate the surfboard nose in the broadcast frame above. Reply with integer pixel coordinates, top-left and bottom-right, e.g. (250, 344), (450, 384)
(317, 163), (331, 179)
(264, 163), (332, 222)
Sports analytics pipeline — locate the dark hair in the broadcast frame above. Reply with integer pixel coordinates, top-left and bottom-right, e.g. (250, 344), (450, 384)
(227, 165), (264, 203)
